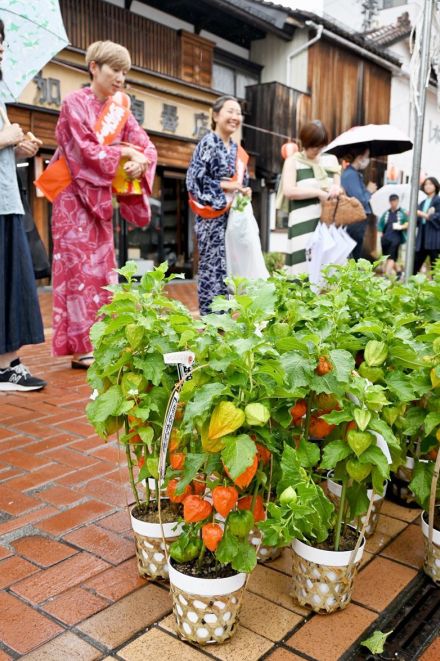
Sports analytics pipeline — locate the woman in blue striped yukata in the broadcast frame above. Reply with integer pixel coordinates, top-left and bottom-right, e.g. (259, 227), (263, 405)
(276, 121), (341, 276)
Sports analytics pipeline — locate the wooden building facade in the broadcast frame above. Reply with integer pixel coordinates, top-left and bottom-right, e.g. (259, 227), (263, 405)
(10, 0), (267, 277)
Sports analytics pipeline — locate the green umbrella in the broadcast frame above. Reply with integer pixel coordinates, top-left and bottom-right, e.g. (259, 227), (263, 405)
(0, 0), (68, 103)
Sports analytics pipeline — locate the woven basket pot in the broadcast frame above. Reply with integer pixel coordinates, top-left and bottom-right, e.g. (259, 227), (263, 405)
(390, 456), (428, 508)
(168, 562), (246, 645)
(291, 530), (365, 614)
(249, 529), (281, 563)
(421, 511), (440, 585)
(327, 474), (386, 538)
(130, 508), (182, 580)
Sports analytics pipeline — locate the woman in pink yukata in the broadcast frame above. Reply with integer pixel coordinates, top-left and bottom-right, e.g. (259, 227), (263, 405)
(51, 41), (157, 368)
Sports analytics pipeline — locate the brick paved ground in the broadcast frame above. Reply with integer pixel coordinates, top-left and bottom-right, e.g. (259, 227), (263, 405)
(0, 285), (438, 660)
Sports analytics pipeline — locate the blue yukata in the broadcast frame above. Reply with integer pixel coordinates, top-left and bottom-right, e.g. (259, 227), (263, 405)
(186, 131), (247, 315)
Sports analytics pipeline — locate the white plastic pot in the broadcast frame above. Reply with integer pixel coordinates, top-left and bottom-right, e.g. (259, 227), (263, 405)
(421, 510), (440, 584)
(168, 561), (246, 645)
(291, 528), (365, 613)
(326, 473), (386, 538)
(130, 506), (182, 580)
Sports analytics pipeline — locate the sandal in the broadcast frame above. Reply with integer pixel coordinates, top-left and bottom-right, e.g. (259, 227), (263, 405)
(71, 354), (94, 370)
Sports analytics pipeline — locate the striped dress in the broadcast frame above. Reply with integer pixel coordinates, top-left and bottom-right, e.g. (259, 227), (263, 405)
(281, 154), (339, 275)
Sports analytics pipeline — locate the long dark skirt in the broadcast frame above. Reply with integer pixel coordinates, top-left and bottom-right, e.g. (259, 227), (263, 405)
(194, 213), (228, 315)
(0, 214), (44, 354)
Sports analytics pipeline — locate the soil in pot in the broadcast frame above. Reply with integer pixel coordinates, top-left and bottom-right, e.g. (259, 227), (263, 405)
(131, 500), (182, 524)
(172, 552), (237, 579)
(314, 526), (359, 553)
(131, 501), (183, 580)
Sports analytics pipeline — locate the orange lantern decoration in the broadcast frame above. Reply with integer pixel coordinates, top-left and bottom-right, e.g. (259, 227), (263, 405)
(281, 141), (299, 159)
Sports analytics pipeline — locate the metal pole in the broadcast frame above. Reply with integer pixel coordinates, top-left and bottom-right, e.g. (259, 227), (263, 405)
(405, 0), (435, 280)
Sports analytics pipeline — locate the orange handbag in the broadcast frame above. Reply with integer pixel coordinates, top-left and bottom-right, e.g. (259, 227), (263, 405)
(35, 92), (134, 202)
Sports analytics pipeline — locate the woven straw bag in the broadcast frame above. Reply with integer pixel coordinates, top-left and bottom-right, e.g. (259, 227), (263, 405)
(321, 194), (367, 226)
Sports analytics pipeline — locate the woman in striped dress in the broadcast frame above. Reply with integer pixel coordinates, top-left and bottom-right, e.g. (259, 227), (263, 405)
(276, 121), (341, 275)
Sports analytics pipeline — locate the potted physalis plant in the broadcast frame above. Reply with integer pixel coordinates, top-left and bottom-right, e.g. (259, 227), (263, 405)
(260, 371), (394, 614)
(407, 325), (440, 583)
(86, 262), (198, 579)
(164, 278), (283, 645)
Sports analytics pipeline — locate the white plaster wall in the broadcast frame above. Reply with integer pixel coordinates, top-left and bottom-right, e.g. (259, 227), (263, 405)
(378, 1), (422, 27)
(250, 31), (309, 92)
(389, 83), (440, 181)
(273, 0), (324, 14)
(323, 0), (364, 32)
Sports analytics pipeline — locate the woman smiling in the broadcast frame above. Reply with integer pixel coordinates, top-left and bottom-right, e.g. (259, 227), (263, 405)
(49, 41), (157, 368)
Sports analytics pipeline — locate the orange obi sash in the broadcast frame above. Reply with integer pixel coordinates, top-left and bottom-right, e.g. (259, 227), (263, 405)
(188, 144), (249, 219)
(35, 91), (136, 202)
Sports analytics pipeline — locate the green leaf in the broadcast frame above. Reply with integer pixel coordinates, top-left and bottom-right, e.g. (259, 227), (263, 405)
(403, 406), (426, 436)
(320, 440), (352, 469)
(126, 324), (144, 349)
(297, 439), (320, 468)
(216, 530), (239, 565)
(321, 409), (352, 425)
(409, 461), (434, 509)
(329, 349), (355, 382)
(137, 463), (151, 482)
(183, 383), (226, 426)
(369, 418), (400, 451)
(175, 454), (207, 495)
(275, 337), (309, 353)
(346, 483), (370, 518)
(388, 344), (425, 369)
(385, 371), (418, 402)
(117, 260), (138, 282)
(230, 539), (257, 573)
(281, 352), (314, 390)
(221, 435), (257, 480)
(425, 412), (440, 436)
(133, 354), (166, 386)
(138, 426), (154, 445)
(88, 385), (123, 423)
(361, 630), (393, 654)
(89, 321), (106, 348)
(358, 445), (390, 480)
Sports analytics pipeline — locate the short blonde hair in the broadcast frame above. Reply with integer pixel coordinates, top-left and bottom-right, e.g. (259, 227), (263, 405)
(85, 40), (131, 74)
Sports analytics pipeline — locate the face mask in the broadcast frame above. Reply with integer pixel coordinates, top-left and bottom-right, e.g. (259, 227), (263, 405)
(358, 157), (370, 170)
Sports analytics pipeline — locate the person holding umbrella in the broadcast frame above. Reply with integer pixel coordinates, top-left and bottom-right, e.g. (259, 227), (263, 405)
(340, 146), (377, 260)
(323, 124), (413, 262)
(0, 19), (46, 391)
(413, 176), (440, 274)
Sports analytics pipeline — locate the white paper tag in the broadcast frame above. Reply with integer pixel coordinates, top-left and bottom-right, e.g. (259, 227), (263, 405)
(163, 351), (195, 367)
(159, 389), (180, 480)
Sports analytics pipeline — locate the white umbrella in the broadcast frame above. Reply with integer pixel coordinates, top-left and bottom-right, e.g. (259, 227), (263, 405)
(323, 124), (413, 158)
(370, 184), (425, 217)
(0, 0), (69, 103)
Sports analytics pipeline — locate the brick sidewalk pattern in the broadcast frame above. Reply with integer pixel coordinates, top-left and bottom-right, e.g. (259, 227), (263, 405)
(0, 286), (437, 660)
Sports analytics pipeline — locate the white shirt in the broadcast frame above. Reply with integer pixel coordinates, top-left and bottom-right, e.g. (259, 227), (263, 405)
(0, 101), (24, 216)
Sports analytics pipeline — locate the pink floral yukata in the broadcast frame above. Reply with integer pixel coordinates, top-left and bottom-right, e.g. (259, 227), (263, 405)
(51, 87), (157, 356)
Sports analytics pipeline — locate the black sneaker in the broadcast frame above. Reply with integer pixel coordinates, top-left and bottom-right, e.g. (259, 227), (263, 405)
(0, 359), (46, 392)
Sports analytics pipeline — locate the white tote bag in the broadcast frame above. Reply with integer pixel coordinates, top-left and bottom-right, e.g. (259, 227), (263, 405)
(225, 200), (269, 280)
